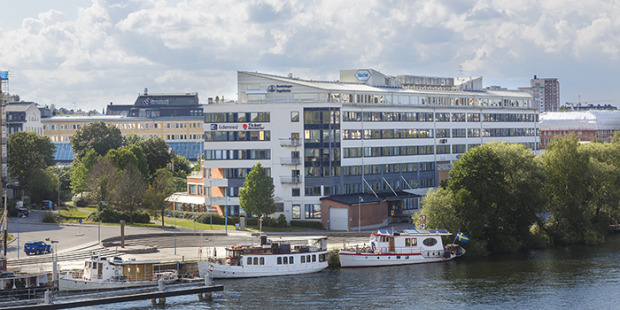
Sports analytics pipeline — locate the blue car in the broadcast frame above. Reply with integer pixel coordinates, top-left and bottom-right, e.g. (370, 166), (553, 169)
(24, 241), (52, 255)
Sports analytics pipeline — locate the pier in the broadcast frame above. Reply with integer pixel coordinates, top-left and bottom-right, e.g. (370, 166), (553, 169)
(0, 280), (223, 309)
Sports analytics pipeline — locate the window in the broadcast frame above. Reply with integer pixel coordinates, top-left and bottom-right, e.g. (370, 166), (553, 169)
(247, 257), (252, 265)
(283, 256), (288, 264)
(301, 256), (306, 263)
(260, 257), (265, 265)
(277, 257), (282, 264)
(291, 111), (299, 122)
(290, 256), (294, 264)
(292, 188), (300, 197)
(423, 238), (438, 246)
(292, 204), (301, 219)
(253, 257), (258, 265)
(305, 204), (321, 219)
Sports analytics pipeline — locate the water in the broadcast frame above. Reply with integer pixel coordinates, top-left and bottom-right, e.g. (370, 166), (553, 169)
(87, 235), (620, 309)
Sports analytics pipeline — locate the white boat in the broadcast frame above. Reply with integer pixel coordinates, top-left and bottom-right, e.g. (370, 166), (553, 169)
(58, 253), (177, 291)
(0, 256), (49, 299)
(198, 236), (329, 279)
(338, 229), (465, 268)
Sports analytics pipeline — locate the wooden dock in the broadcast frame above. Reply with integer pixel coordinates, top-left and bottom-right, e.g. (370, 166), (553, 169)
(0, 281), (223, 309)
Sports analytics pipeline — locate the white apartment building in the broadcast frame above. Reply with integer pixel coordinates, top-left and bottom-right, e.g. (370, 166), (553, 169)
(196, 69), (539, 224)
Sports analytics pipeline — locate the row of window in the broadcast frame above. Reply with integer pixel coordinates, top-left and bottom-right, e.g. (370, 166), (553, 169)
(205, 112), (270, 123)
(343, 146), (435, 158)
(225, 168), (271, 179)
(205, 131), (271, 141)
(342, 128), (538, 140)
(205, 149), (271, 160)
(292, 204), (321, 219)
(166, 134), (204, 140)
(327, 93), (530, 108)
(342, 162), (435, 176)
(340, 177), (434, 195)
(342, 112), (537, 123)
(44, 121), (202, 131)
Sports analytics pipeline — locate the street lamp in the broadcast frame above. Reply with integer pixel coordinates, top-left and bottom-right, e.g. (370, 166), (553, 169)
(97, 201), (106, 244)
(45, 238), (59, 287)
(174, 210), (177, 255)
(225, 195), (228, 235)
(358, 196), (363, 233)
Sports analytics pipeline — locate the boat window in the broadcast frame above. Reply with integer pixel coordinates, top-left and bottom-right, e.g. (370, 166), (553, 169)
(260, 257), (265, 265)
(253, 257), (258, 265)
(283, 257), (288, 264)
(319, 254), (326, 262)
(307, 255), (311, 262)
(312, 255), (316, 262)
(412, 238), (417, 246)
(290, 256), (294, 264)
(405, 239), (410, 246)
(277, 257), (282, 265)
(301, 256), (306, 263)
(423, 238), (438, 246)
(247, 257), (252, 265)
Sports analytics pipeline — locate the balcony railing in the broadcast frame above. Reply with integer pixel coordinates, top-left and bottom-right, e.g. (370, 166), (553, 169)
(279, 138), (301, 147)
(280, 157), (301, 165)
(280, 176), (302, 184)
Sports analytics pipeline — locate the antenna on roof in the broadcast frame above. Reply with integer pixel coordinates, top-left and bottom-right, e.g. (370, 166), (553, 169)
(144, 88), (148, 95)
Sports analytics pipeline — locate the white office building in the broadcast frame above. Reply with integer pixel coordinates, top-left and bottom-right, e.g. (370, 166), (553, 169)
(199, 69), (539, 226)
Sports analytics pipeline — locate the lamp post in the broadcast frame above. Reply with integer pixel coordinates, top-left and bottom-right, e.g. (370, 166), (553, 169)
(16, 210), (20, 260)
(46, 238), (58, 287)
(97, 201), (105, 244)
(174, 210), (177, 255)
(358, 196), (363, 233)
(225, 195), (228, 235)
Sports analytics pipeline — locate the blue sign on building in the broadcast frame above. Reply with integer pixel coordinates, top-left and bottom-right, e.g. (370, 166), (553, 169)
(0, 71), (8, 80)
(354, 70), (371, 81)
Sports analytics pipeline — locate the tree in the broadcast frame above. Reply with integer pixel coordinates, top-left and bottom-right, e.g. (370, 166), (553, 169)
(542, 134), (591, 244)
(113, 163), (147, 223)
(172, 154), (192, 178)
(239, 162), (275, 218)
(144, 168), (177, 227)
(126, 135), (172, 176)
(106, 145), (149, 179)
(8, 132), (56, 196)
(87, 157), (118, 204)
(70, 121), (122, 160)
(70, 150), (100, 194)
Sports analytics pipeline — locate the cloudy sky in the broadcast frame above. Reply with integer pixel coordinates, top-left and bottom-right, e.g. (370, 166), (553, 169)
(1, 0), (619, 111)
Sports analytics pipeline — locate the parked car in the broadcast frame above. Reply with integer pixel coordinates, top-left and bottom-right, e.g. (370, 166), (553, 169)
(17, 208), (29, 217)
(24, 241), (52, 255)
(41, 200), (53, 210)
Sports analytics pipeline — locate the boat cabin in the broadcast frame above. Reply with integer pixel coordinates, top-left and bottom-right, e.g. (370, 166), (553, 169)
(83, 254), (161, 282)
(370, 229), (451, 254)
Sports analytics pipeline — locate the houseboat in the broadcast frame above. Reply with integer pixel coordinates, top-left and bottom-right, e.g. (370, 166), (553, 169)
(0, 256), (49, 300)
(58, 253), (177, 291)
(338, 229), (465, 267)
(198, 236), (329, 279)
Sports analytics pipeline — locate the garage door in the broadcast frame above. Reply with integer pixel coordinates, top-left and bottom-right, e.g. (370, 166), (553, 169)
(329, 207), (348, 231)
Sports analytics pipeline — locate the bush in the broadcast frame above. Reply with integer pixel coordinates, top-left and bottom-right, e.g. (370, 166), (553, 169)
(277, 214), (288, 227)
(289, 220), (323, 229)
(85, 206), (151, 224)
(41, 211), (57, 223)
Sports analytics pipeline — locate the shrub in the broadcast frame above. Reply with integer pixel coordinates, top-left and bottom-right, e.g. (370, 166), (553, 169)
(277, 214), (288, 227)
(41, 211), (57, 223)
(289, 220), (323, 229)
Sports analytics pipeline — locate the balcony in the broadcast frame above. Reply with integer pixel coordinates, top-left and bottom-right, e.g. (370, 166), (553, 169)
(280, 157), (301, 165)
(280, 176), (302, 184)
(280, 138), (301, 147)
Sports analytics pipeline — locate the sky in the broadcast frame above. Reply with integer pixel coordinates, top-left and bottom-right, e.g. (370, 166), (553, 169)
(1, 0), (620, 112)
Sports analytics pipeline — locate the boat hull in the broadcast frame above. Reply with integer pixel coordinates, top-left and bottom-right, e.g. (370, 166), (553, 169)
(338, 249), (463, 268)
(198, 257), (328, 279)
(58, 276), (177, 292)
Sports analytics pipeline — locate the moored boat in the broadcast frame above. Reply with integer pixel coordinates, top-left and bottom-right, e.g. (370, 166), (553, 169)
(338, 229), (465, 268)
(0, 256), (49, 300)
(58, 253), (177, 291)
(198, 236), (329, 279)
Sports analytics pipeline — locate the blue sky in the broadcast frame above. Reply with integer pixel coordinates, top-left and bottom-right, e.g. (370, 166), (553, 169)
(1, 0), (619, 111)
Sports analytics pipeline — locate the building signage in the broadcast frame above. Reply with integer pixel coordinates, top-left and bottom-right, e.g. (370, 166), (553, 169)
(143, 98), (170, 105)
(267, 84), (293, 93)
(354, 70), (371, 81)
(210, 123), (263, 130)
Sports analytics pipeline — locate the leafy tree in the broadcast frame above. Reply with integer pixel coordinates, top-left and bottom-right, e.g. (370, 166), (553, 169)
(144, 168), (177, 226)
(8, 132), (56, 196)
(419, 142), (546, 254)
(133, 136), (172, 176)
(70, 150), (100, 194)
(542, 134), (591, 244)
(87, 157), (118, 204)
(172, 154), (192, 178)
(70, 121), (122, 160)
(106, 145), (149, 179)
(113, 163), (147, 223)
(239, 162), (275, 218)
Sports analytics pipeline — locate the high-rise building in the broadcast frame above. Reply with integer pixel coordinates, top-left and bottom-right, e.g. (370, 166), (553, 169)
(519, 76), (560, 112)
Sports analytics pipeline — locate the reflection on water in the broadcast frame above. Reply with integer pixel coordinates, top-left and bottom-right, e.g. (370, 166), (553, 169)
(99, 235), (620, 309)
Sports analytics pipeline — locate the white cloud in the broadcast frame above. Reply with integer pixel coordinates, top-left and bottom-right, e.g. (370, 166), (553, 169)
(1, 0), (620, 110)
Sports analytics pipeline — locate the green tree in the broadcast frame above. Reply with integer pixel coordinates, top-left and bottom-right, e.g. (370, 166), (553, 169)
(172, 154), (192, 178)
(542, 134), (591, 244)
(87, 157), (118, 204)
(8, 132), (56, 197)
(144, 168), (177, 227)
(106, 145), (149, 179)
(70, 150), (100, 194)
(113, 163), (147, 223)
(134, 136), (172, 176)
(70, 121), (122, 160)
(239, 162), (275, 218)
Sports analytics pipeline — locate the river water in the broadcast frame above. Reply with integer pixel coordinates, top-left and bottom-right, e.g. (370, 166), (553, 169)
(93, 234), (620, 309)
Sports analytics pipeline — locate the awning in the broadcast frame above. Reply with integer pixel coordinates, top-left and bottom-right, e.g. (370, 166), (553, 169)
(166, 193), (207, 205)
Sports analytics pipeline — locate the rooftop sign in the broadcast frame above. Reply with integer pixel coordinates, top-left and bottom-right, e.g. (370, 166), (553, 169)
(354, 70), (371, 82)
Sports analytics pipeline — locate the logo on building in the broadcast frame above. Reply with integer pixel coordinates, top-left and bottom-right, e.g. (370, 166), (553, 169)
(210, 124), (218, 130)
(143, 98), (150, 105)
(355, 70), (371, 81)
(268, 85), (276, 92)
(243, 123), (264, 130)
(267, 84), (292, 93)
